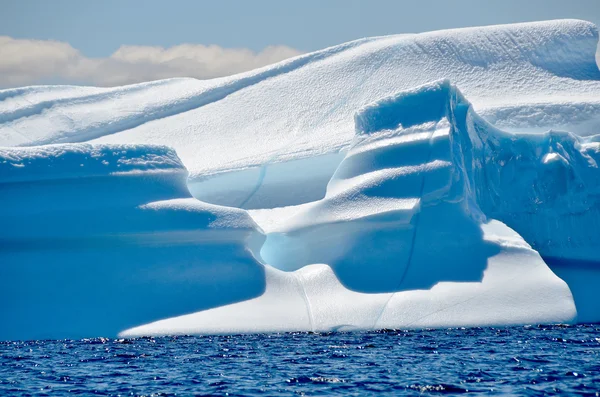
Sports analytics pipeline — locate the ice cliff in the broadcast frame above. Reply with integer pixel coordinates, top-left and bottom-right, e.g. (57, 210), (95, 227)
(0, 145), (265, 340)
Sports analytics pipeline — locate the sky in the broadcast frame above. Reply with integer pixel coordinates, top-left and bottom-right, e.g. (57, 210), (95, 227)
(1, 0), (599, 87)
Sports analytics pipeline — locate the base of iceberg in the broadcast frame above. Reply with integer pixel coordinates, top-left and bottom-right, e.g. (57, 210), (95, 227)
(544, 258), (600, 324)
(122, 220), (575, 337)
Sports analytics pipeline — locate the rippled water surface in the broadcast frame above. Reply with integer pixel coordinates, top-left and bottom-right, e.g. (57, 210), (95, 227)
(2, 325), (600, 396)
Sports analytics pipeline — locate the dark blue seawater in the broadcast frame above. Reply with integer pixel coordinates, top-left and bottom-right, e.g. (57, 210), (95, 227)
(1, 325), (600, 396)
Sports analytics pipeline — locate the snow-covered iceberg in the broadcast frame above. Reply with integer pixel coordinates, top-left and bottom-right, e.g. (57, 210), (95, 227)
(1, 19), (599, 340)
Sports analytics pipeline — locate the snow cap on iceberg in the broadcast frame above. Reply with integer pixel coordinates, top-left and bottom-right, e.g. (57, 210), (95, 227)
(354, 79), (465, 135)
(0, 143), (186, 183)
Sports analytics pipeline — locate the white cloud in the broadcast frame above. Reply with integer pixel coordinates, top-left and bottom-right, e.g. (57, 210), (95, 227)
(0, 36), (303, 88)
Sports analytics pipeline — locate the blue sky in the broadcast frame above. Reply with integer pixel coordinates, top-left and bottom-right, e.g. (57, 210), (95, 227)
(0, 0), (599, 87)
(3, 0), (599, 55)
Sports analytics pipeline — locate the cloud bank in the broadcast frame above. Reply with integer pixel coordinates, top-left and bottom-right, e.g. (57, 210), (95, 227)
(0, 36), (303, 88)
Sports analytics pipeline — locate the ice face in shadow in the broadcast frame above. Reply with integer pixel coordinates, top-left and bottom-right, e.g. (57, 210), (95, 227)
(124, 219), (576, 337)
(0, 145), (266, 341)
(259, 81), (534, 296)
(260, 123), (503, 293)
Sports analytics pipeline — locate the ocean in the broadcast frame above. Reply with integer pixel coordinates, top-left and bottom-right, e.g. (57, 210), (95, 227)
(2, 325), (599, 396)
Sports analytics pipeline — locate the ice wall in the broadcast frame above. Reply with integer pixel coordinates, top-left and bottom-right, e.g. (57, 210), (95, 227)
(0, 144), (266, 341)
(350, 80), (600, 263)
(339, 80), (600, 321)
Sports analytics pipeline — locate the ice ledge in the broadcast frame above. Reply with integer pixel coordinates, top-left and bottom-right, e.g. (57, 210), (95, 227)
(0, 143), (185, 183)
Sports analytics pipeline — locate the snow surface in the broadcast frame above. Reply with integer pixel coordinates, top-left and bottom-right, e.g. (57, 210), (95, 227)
(1, 19), (599, 339)
(1, 19), (599, 209)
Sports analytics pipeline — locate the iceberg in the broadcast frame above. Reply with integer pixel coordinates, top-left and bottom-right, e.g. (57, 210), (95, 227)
(0, 19), (599, 340)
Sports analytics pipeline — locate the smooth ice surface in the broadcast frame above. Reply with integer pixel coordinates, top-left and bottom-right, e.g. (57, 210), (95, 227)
(1, 19), (599, 208)
(0, 144), (266, 341)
